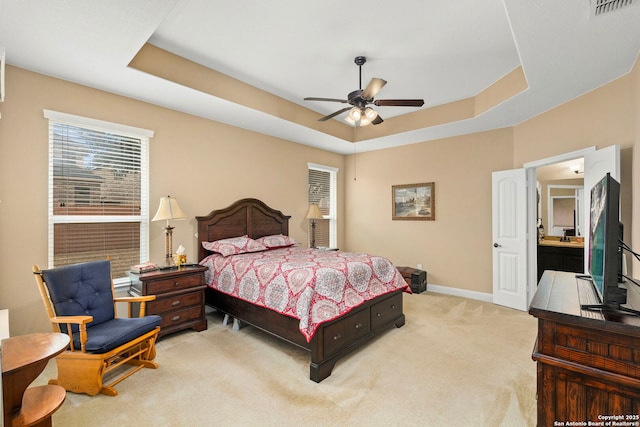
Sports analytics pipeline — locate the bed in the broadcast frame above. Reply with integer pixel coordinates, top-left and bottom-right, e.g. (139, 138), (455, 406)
(196, 198), (408, 382)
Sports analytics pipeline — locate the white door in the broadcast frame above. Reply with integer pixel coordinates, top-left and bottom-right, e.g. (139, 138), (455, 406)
(492, 169), (528, 311)
(582, 145), (620, 272)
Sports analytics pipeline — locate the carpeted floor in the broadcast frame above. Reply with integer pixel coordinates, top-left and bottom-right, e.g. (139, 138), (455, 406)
(36, 292), (538, 426)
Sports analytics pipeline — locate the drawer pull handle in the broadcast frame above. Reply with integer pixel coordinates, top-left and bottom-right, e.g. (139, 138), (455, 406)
(376, 313), (382, 317)
(174, 281), (180, 287)
(172, 300), (181, 306)
(354, 323), (363, 329)
(391, 304), (397, 309)
(171, 315), (181, 322)
(333, 333), (342, 340)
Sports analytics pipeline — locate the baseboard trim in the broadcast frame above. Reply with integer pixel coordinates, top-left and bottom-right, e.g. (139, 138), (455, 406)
(425, 283), (493, 303)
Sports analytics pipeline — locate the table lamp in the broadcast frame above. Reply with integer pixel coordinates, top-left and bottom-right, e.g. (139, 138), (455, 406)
(305, 204), (323, 248)
(152, 195), (186, 266)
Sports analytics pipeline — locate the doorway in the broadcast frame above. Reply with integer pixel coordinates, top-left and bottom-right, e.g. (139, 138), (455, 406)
(523, 145), (621, 306)
(492, 145), (621, 310)
(523, 147), (595, 305)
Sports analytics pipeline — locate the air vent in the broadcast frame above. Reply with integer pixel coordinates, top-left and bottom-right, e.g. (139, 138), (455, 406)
(590, 0), (637, 17)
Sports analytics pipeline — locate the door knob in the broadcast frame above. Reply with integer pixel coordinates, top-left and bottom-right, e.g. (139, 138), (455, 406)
(493, 243), (501, 248)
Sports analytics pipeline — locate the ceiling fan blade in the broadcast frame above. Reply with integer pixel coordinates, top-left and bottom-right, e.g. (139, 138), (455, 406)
(304, 97), (348, 103)
(318, 107), (351, 122)
(361, 78), (387, 100)
(372, 115), (384, 125)
(374, 99), (425, 107)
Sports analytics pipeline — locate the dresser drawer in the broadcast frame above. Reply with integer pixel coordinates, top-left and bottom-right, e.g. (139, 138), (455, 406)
(158, 305), (203, 330)
(145, 273), (203, 295)
(549, 323), (640, 380)
(323, 309), (371, 356)
(148, 290), (204, 315)
(371, 292), (403, 330)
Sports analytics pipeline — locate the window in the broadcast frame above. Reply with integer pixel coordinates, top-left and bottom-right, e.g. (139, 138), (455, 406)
(307, 163), (338, 248)
(45, 110), (152, 285)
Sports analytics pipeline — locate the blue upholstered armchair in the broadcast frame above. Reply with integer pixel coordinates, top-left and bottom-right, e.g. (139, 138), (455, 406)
(33, 260), (162, 396)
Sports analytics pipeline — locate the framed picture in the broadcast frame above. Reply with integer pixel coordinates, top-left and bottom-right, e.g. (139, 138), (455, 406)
(392, 182), (435, 221)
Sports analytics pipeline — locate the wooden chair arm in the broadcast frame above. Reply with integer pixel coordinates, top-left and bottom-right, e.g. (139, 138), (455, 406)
(50, 315), (93, 325)
(50, 316), (92, 352)
(114, 295), (156, 318)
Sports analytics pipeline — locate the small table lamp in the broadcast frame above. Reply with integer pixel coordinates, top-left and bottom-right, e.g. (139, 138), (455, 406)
(305, 204), (323, 248)
(152, 195), (186, 266)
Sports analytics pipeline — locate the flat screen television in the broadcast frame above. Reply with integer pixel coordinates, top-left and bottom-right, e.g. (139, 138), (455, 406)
(581, 173), (636, 315)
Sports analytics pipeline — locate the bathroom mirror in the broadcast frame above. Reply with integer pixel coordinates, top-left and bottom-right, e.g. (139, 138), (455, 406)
(547, 185), (583, 237)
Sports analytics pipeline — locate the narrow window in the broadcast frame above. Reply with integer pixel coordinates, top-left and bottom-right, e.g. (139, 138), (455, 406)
(307, 163), (338, 248)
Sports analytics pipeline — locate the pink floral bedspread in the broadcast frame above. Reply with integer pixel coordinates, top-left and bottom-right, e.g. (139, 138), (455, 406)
(199, 246), (409, 341)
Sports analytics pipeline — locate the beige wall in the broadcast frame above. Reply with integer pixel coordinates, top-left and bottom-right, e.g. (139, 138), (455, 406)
(1, 55), (638, 336)
(512, 75), (636, 167)
(342, 57), (639, 296)
(0, 66), (344, 335)
(513, 67), (637, 270)
(343, 129), (514, 295)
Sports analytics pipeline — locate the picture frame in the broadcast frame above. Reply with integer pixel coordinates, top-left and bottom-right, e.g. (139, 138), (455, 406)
(392, 182), (435, 221)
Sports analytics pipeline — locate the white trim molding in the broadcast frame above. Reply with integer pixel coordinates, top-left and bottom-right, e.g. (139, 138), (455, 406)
(426, 283), (493, 303)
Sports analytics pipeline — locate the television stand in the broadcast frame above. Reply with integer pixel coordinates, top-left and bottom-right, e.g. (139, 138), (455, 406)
(530, 271), (640, 426)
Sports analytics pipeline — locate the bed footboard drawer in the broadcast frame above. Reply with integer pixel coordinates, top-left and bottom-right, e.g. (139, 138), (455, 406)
(371, 292), (403, 330)
(323, 309), (371, 356)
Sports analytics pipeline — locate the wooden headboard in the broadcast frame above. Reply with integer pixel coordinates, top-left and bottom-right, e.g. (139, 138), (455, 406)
(196, 198), (291, 261)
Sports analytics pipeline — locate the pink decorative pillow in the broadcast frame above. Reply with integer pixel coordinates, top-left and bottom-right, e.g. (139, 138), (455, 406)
(202, 235), (267, 257)
(255, 234), (297, 249)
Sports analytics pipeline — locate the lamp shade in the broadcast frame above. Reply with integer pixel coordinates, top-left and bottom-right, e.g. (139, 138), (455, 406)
(305, 204), (323, 220)
(152, 196), (186, 222)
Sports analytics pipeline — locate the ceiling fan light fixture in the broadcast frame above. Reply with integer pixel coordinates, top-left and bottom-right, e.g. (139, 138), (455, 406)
(345, 107), (375, 126)
(348, 107), (362, 121)
(569, 164), (583, 174)
(364, 107), (378, 120)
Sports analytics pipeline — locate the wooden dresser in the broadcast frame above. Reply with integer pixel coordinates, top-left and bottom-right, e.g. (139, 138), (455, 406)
(129, 265), (208, 338)
(529, 270), (640, 426)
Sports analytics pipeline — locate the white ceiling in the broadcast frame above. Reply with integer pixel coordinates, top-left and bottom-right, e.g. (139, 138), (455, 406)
(1, 0), (639, 155)
(537, 158), (585, 181)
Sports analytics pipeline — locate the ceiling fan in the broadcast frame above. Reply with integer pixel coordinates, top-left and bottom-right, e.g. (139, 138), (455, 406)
(304, 56), (425, 126)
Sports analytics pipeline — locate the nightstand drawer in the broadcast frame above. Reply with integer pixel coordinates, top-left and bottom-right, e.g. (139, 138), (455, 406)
(148, 290), (204, 314)
(145, 274), (203, 295)
(158, 305), (203, 329)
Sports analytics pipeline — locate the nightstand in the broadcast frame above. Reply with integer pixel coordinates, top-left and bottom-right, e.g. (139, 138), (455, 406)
(128, 265), (208, 338)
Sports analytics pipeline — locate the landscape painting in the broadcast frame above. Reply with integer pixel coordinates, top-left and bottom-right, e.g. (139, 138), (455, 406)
(392, 182), (435, 221)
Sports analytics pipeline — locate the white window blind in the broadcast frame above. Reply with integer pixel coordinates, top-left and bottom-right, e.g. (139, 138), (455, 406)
(308, 163), (338, 248)
(45, 110), (152, 284)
